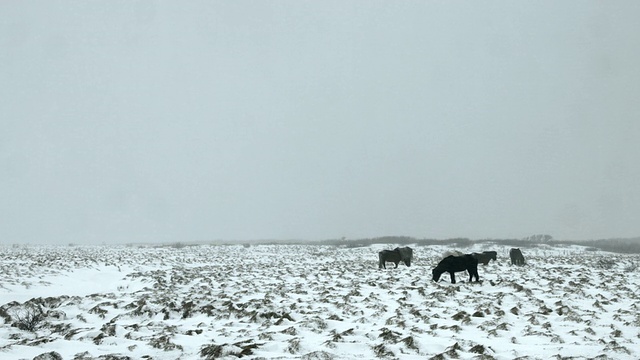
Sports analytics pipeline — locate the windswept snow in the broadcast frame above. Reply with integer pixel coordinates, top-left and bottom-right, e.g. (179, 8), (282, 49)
(1, 243), (639, 359)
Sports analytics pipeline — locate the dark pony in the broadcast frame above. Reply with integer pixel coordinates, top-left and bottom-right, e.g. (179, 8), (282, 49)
(432, 254), (479, 283)
(510, 248), (525, 266)
(472, 251), (497, 265)
(378, 247), (413, 269)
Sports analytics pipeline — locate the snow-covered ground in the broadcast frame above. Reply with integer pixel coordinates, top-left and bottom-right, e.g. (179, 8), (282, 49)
(1, 243), (638, 360)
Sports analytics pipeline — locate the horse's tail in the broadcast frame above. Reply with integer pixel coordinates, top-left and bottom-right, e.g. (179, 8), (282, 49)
(378, 252), (384, 269)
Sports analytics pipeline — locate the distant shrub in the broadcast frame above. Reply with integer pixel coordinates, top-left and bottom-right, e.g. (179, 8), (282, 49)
(344, 243), (367, 249)
(623, 262), (638, 273)
(200, 340), (261, 359)
(11, 303), (46, 332)
(596, 259), (616, 270)
(33, 352), (62, 360)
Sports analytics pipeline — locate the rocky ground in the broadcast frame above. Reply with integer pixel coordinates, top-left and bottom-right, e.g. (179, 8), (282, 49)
(1, 243), (638, 359)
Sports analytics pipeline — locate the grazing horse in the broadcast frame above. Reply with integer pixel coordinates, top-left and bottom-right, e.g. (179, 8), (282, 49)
(432, 254), (479, 284)
(378, 247), (413, 269)
(472, 251), (497, 265)
(510, 248), (525, 266)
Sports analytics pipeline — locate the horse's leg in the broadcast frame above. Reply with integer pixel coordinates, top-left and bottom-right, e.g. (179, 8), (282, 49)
(450, 271), (456, 284)
(394, 261), (399, 268)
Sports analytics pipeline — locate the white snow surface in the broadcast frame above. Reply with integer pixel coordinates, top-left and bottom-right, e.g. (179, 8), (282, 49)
(1, 243), (639, 360)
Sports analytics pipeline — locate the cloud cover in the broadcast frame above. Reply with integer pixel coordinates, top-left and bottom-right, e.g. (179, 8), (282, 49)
(1, 1), (639, 244)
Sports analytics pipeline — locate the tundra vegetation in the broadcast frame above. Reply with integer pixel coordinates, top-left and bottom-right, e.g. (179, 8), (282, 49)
(1, 240), (639, 359)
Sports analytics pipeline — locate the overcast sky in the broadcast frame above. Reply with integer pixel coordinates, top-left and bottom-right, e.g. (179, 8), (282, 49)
(1, 1), (639, 244)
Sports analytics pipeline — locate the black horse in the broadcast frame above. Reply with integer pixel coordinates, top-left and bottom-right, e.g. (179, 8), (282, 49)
(432, 254), (479, 283)
(510, 248), (525, 266)
(378, 247), (413, 269)
(472, 251), (497, 265)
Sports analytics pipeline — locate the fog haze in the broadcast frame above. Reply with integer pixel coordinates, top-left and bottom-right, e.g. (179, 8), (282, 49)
(2, 2), (639, 244)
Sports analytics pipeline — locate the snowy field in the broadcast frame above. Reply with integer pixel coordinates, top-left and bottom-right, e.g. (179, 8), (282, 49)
(1, 243), (639, 360)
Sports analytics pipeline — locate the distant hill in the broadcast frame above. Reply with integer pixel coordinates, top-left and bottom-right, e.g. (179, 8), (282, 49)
(309, 236), (640, 254)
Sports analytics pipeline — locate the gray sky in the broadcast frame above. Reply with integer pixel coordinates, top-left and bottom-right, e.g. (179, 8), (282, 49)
(2, 1), (640, 244)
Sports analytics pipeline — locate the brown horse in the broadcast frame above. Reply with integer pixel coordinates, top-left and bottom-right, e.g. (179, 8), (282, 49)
(378, 247), (413, 269)
(509, 248), (525, 266)
(472, 251), (497, 265)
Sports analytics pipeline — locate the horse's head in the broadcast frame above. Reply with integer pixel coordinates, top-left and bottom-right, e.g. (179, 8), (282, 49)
(432, 267), (442, 282)
(398, 247), (413, 267)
